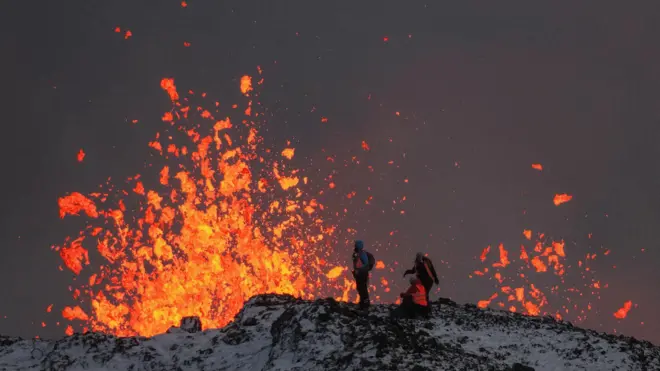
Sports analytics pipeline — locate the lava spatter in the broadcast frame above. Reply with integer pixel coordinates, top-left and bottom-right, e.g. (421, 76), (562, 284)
(553, 193), (573, 206)
(55, 71), (349, 337)
(614, 301), (633, 319)
(472, 231), (610, 323)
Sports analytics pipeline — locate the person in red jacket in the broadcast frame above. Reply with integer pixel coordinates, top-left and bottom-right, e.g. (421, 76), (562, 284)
(403, 252), (439, 307)
(391, 277), (429, 319)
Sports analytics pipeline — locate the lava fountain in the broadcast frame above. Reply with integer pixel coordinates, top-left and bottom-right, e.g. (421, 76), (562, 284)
(55, 69), (347, 337)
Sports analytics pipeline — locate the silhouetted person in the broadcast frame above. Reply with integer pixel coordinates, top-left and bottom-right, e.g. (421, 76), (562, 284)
(352, 240), (375, 309)
(403, 252), (439, 307)
(391, 277), (429, 319)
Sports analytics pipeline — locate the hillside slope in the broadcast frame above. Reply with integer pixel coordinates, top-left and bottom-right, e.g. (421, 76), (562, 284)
(1, 294), (658, 370)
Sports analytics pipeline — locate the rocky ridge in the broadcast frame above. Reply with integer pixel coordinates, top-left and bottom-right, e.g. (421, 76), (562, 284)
(0, 294), (658, 370)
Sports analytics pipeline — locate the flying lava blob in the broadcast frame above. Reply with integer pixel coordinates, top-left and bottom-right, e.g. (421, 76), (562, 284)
(472, 232), (611, 323)
(553, 193), (573, 206)
(54, 70), (356, 337)
(614, 300), (633, 319)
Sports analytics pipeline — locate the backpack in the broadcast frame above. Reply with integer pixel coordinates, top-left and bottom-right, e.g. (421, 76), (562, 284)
(366, 251), (376, 271)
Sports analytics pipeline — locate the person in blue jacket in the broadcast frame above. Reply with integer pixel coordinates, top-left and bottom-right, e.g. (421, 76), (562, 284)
(352, 240), (374, 309)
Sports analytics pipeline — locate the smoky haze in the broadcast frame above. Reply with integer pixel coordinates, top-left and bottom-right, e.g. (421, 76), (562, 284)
(2, 1), (659, 343)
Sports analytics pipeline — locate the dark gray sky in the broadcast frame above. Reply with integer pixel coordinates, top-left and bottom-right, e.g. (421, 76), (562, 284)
(2, 1), (660, 343)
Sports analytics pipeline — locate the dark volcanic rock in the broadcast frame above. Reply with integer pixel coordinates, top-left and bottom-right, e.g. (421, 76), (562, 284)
(511, 363), (535, 371)
(0, 294), (658, 370)
(180, 316), (202, 333)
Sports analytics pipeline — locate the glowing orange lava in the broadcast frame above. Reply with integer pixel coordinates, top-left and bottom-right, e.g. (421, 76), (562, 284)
(614, 300), (633, 319)
(55, 71), (353, 337)
(361, 140), (370, 151)
(53, 67), (630, 338)
(472, 229), (610, 322)
(553, 193), (573, 206)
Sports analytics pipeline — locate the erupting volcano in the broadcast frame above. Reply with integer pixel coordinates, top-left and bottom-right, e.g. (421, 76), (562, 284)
(55, 70), (360, 337)
(53, 66), (652, 352)
(52, 70), (635, 338)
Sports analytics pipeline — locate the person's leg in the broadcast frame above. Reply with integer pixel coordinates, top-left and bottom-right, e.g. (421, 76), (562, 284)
(424, 281), (433, 304)
(356, 277), (364, 305)
(401, 296), (415, 318)
(423, 280), (433, 315)
(354, 276), (362, 305)
(359, 281), (369, 308)
(356, 273), (370, 308)
(413, 304), (429, 318)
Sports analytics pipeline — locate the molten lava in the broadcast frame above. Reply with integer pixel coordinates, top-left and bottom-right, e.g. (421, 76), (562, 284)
(56, 71), (352, 337)
(472, 229), (610, 322)
(614, 300), (633, 319)
(553, 193), (573, 206)
(53, 68), (631, 338)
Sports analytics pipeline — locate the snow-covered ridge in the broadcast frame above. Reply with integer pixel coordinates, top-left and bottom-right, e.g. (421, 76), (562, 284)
(1, 294), (658, 370)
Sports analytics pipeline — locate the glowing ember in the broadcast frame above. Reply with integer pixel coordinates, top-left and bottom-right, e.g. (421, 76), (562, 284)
(361, 140), (370, 151)
(62, 306), (89, 321)
(58, 193), (98, 219)
(240, 75), (253, 95)
(326, 266), (345, 279)
(281, 148), (295, 160)
(55, 72), (347, 337)
(478, 293), (498, 309)
(614, 301), (633, 319)
(553, 193), (573, 206)
(473, 229), (609, 322)
(531, 163), (543, 171)
(77, 149), (85, 162)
